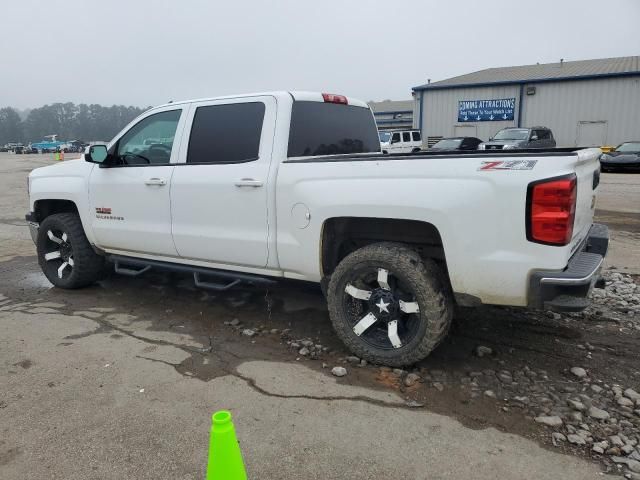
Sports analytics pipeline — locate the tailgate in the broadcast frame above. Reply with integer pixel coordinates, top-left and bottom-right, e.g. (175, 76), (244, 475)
(569, 148), (601, 253)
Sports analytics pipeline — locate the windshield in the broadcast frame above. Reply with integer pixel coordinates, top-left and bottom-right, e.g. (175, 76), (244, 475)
(615, 142), (640, 153)
(431, 138), (463, 149)
(379, 132), (391, 143)
(492, 128), (529, 141)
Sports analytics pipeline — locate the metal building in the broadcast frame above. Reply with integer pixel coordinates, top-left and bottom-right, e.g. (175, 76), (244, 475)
(368, 100), (414, 131)
(412, 56), (640, 147)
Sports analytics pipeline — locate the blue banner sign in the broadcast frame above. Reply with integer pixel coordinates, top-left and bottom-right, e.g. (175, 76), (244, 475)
(458, 98), (515, 122)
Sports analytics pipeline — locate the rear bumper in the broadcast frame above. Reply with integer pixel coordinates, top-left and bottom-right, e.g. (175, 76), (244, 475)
(528, 223), (609, 312)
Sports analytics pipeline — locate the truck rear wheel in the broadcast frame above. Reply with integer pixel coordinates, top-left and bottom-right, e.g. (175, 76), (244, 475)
(327, 242), (453, 366)
(37, 213), (105, 289)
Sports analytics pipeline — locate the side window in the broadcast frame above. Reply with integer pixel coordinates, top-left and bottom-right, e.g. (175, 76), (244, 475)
(412, 131), (421, 141)
(402, 132), (411, 142)
(538, 129), (550, 140)
(187, 102), (265, 164)
(391, 133), (400, 143)
(116, 110), (182, 165)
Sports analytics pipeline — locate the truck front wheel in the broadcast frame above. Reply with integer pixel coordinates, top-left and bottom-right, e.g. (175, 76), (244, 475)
(37, 213), (105, 289)
(327, 242), (453, 366)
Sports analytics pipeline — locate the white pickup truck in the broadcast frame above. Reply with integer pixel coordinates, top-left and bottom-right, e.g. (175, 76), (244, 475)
(26, 91), (609, 366)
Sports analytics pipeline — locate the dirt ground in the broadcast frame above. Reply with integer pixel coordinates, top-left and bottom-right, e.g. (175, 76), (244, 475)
(1, 153), (639, 479)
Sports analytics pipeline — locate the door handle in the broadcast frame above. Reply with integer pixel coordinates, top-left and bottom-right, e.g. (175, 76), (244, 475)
(145, 178), (167, 186)
(234, 178), (263, 188)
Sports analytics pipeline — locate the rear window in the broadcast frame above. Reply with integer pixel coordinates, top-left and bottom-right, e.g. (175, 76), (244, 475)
(187, 102), (265, 164)
(287, 101), (380, 157)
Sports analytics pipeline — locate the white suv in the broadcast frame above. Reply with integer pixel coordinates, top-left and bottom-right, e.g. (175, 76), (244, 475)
(379, 130), (422, 154)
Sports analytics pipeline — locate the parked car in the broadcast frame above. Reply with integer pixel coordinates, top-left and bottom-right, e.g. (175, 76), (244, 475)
(430, 137), (483, 151)
(26, 91), (607, 367)
(24, 146), (39, 154)
(380, 129), (422, 154)
(599, 142), (640, 172)
(479, 127), (556, 150)
(14, 146), (24, 154)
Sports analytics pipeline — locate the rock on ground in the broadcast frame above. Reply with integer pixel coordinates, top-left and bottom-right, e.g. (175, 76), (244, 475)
(331, 366), (347, 377)
(570, 367), (587, 379)
(535, 416), (563, 428)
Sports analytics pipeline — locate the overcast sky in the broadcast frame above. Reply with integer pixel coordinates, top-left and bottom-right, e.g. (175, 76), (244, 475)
(1, 0), (639, 109)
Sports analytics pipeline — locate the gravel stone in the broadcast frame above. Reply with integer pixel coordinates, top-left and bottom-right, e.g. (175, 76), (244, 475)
(567, 399), (586, 411)
(625, 389), (640, 402)
(552, 432), (567, 445)
(298, 347), (310, 356)
(241, 329), (256, 337)
(567, 434), (586, 445)
(475, 345), (493, 357)
(618, 397), (635, 408)
(404, 373), (421, 387)
(535, 415), (563, 428)
(610, 435), (625, 447)
(612, 457), (640, 473)
(331, 366), (347, 377)
(570, 367), (588, 379)
(484, 390), (497, 399)
(588, 406), (610, 420)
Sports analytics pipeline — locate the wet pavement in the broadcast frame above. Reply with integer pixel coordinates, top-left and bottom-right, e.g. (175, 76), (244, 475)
(1, 153), (639, 479)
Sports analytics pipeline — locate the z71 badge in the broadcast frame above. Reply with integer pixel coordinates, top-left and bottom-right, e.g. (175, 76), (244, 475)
(479, 160), (538, 171)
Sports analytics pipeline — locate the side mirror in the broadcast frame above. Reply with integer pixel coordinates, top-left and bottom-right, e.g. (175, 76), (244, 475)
(85, 144), (108, 164)
(530, 135), (539, 141)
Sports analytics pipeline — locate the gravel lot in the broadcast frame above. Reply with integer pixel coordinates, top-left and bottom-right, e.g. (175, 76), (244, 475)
(1, 153), (639, 479)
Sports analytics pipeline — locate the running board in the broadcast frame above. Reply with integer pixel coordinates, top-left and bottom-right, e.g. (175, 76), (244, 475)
(193, 272), (241, 291)
(108, 254), (277, 291)
(114, 261), (151, 277)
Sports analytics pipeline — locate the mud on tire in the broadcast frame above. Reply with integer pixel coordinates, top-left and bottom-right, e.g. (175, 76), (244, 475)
(327, 242), (453, 367)
(37, 213), (106, 289)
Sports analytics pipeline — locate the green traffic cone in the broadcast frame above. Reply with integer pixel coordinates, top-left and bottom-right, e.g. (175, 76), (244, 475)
(206, 410), (247, 480)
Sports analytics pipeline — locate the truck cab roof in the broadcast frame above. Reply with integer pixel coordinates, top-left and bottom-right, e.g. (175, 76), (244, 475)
(152, 91), (369, 112)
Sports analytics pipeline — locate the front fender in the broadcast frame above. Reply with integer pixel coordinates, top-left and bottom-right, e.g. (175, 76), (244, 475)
(28, 160), (96, 245)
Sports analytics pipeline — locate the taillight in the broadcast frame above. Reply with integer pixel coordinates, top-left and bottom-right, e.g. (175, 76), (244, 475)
(526, 174), (577, 246)
(322, 93), (348, 105)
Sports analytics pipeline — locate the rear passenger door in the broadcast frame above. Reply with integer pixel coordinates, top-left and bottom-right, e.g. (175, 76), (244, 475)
(170, 96), (276, 267)
(401, 131), (412, 152)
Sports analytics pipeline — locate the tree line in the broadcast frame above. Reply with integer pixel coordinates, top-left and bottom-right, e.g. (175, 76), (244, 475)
(0, 103), (149, 146)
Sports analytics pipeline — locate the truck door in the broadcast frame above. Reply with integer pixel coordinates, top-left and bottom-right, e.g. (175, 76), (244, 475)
(88, 106), (187, 256)
(170, 96), (276, 267)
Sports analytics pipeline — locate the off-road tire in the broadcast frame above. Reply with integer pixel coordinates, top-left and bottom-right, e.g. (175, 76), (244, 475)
(37, 213), (105, 289)
(327, 242), (453, 366)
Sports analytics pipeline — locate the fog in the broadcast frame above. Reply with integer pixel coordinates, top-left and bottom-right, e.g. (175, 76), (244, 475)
(1, 0), (638, 108)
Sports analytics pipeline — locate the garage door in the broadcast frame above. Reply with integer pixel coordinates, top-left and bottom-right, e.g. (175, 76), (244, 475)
(454, 125), (477, 137)
(576, 121), (607, 147)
